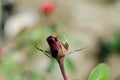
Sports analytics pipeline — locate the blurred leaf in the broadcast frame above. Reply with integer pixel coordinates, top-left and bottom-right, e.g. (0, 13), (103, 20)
(16, 29), (31, 50)
(104, 0), (118, 4)
(47, 59), (56, 72)
(27, 45), (37, 58)
(50, 23), (62, 32)
(11, 74), (22, 80)
(65, 58), (75, 72)
(97, 40), (111, 62)
(115, 75), (120, 80)
(0, 54), (23, 80)
(110, 31), (120, 53)
(30, 72), (44, 80)
(30, 29), (42, 41)
(88, 63), (110, 80)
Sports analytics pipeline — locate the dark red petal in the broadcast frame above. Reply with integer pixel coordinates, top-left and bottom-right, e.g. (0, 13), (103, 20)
(47, 36), (60, 58)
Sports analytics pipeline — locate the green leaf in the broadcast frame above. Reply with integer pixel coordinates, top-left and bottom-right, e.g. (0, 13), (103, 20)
(88, 63), (110, 80)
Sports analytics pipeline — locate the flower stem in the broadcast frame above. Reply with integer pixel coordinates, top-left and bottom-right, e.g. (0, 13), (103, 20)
(57, 57), (69, 80)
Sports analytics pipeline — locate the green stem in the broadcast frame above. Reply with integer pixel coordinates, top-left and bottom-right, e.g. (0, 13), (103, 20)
(57, 57), (69, 80)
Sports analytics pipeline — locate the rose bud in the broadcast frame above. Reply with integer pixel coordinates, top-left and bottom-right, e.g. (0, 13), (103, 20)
(41, 2), (55, 15)
(34, 36), (86, 80)
(47, 36), (69, 59)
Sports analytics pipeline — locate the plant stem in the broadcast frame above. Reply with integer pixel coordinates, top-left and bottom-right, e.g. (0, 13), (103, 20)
(57, 57), (69, 80)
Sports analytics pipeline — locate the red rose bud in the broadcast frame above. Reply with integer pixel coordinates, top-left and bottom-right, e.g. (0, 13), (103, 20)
(41, 2), (55, 14)
(47, 36), (60, 58)
(47, 36), (67, 59)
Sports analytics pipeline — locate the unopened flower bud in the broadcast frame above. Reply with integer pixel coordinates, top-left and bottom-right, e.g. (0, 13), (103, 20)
(47, 36), (68, 59)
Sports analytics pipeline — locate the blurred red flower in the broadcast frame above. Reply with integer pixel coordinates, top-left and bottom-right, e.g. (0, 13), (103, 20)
(41, 2), (55, 14)
(0, 46), (3, 57)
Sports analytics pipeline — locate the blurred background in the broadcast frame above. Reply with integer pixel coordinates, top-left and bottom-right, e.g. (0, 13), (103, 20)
(0, 0), (120, 80)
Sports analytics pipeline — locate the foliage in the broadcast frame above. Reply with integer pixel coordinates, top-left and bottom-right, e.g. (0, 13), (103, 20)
(109, 30), (120, 53)
(88, 63), (110, 80)
(98, 30), (120, 62)
(0, 54), (44, 80)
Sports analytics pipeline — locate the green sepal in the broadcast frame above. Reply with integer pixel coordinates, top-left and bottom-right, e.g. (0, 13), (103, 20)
(64, 41), (69, 51)
(32, 43), (52, 58)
